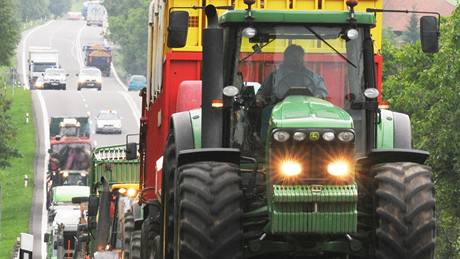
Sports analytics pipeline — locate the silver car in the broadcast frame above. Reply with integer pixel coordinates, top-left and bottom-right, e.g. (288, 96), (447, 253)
(95, 110), (122, 134)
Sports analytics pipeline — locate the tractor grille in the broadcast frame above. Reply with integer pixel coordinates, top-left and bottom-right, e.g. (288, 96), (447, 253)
(270, 129), (354, 185)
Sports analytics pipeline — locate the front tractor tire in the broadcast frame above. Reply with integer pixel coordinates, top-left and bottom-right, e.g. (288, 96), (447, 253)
(174, 161), (243, 259)
(373, 162), (435, 259)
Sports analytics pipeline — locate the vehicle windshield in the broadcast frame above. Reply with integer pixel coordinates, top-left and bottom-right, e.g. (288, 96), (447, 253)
(60, 126), (79, 136)
(97, 112), (119, 120)
(81, 68), (101, 76)
(51, 143), (91, 153)
(62, 173), (87, 186)
(234, 25), (365, 108)
(45, 69), (64, 76)
(131, 76), (146, 82)
(33, 63), (57, 73)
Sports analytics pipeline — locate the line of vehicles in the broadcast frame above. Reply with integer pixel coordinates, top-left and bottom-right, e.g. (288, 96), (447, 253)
(43, 0), (441, 258)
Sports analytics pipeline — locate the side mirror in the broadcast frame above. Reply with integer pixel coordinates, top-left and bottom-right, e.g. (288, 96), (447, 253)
(44, 233), (50, 243)
(420, 16), (439, 53)
(76, 73), (79, 76)
(72, 196), (89, 204)
(125, 142), (137, 160)
(167, 11), (189, 48)
(41, 73), (44, 76)
(66, 74), (70, 77)
(87, 195), (99, 217)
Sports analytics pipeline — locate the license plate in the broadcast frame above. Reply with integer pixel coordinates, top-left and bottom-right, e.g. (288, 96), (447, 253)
(51, 83), (58, 85)
(87, 83), (94, 86)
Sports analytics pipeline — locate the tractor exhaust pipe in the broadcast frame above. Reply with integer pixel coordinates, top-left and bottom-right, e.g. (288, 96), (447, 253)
(202, 5), (223, 148)
(95, 178), (111, 250)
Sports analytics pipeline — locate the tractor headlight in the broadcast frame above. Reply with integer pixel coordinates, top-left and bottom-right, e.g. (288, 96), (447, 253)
(273, 131), (290, 142)
(327, 160), (351, 177)
(338, 131), (355, 142)
(322, 132), (335, 141)
(62, 171), (69, 178)
(280, 160), (302, 177)
(293, 132), (306, 141)
(242, 27), (257, 38)
(127, 188), (137, 198)
(118, 188), (127, 194)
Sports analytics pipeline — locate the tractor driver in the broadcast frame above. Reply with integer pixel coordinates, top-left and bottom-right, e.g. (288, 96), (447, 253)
(255, 44), (328, 139)
(255, 44), (328, 106)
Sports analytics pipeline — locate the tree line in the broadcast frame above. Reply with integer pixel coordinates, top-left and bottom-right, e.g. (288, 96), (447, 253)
(382, 6), (460, 257)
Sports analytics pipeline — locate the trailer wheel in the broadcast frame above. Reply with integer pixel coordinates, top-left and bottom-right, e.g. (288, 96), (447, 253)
(161, 131), (178, 259)
(373, 162), (435, 259)
(123, 210), (135, 258)
(174, 161), (242, 259)
(130, 230), (141, 259)
(141, 202), (160, 259)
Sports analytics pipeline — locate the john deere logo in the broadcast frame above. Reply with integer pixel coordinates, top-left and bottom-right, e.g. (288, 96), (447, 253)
(309, 132), (320, 141)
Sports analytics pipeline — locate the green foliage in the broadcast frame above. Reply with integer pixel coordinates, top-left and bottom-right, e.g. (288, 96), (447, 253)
(382, 6), (460, 257)
(0, 81), (21, 168)
(17, 0), (50, 22)
(48, 0), (72, 17)
(0, 0), (19, 66)
(104, 0), (149, 76)
(0, 86), (35, 258)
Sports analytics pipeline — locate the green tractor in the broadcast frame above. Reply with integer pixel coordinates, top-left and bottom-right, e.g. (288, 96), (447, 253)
(149, 2), (439, 258)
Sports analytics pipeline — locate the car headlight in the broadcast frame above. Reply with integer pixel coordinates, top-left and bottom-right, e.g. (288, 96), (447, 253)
(338, 131), (354, 142)
(280, 160), (302, 177)
(273, 131), (290, 142)
(327, 160), (351, 177)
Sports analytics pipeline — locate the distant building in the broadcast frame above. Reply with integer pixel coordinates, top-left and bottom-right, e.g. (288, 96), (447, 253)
(383, 0), (455, 34)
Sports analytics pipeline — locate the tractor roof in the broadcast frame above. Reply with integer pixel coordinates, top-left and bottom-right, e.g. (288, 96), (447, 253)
(219, 10), (376, 27)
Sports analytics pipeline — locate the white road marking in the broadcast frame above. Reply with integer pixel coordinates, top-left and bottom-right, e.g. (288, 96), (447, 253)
(75, 24), (86, 68)
(36, 91), (49, 259)
(21, 20), (55, 89)
(111, 63), (128, 91)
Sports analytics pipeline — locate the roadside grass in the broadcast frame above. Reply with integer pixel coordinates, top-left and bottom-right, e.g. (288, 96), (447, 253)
(0, 80), (35, 258)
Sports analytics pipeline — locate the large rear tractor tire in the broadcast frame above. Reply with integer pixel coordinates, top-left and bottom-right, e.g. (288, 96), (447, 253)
(174, 161), (243, 259)
(130, 230), (142, 259)
(141, 202), (161, 259)
(123, 210), (135, 259)
(373, 162), (435, 259)
(161, 131), (178, 259)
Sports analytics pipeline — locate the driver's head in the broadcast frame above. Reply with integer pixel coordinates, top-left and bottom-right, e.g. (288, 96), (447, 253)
(283, 45), (305, 70)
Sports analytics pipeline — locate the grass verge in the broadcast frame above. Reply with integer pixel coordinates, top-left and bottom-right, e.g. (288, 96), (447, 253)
(0, 83), (35, 258)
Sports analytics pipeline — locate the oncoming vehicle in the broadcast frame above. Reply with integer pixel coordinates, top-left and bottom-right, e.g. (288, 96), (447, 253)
(51, 170), (88, 187)
(77, 67), (102, 91)
(95, 110), (122, 134)
(42, 68), (68, 90)
(128, 75), (146, 91)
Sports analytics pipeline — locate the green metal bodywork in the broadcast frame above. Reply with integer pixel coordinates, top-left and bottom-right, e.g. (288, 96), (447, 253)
(52, 185), (90, 203)
(377, 109), (395, 149)
(270, 96), (354, 129)
(90, 145), (140, 193)
(269, 184), (358, 234)
(220, 10), (376, 27)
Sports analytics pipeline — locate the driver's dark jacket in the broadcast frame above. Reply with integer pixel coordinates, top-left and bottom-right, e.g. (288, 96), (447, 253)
(256, 64), (328, 104)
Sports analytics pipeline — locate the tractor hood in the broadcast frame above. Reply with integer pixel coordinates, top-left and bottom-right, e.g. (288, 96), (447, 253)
(270, 96), (353, 129)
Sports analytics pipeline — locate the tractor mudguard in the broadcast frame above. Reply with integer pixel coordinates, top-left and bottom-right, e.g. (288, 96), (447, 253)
(177, 148), (240, 167)
(359, 148), (429, 166)
(377, 109), (412, 149)
(170, 111), (195, 154)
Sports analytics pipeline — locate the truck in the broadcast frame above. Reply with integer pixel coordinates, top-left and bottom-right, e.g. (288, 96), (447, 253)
(47, 117), (92, 208)
(28, 47), (59, 88)
(83, 44), (112, 77)
(129, 0), (440, 258)
(74, 145), (140, 258)
(86, 2), (107, 27)
(45, 186), (90, 259)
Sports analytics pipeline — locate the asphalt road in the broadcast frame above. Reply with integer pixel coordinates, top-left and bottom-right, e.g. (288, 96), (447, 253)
(16, 19), (142, 258)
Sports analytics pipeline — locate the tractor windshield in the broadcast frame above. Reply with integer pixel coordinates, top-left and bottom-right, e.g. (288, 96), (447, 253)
(234, 25), (365, 108)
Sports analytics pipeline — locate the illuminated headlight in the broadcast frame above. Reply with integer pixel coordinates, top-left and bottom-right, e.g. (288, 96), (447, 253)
(322, 132), (335, 141)
(293, 132), (306, 141)
(80, 171), (87, 177)
(273, 131), (290, 142)
(127, 188), (137, 198)
(327, 160), (351, 177)
(242, 27), (257, 38)
(118, 188), (127, 194)
(62, 171), (69, 178)
(280, 160), (302, 177)
(338, 131), (355, 142)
